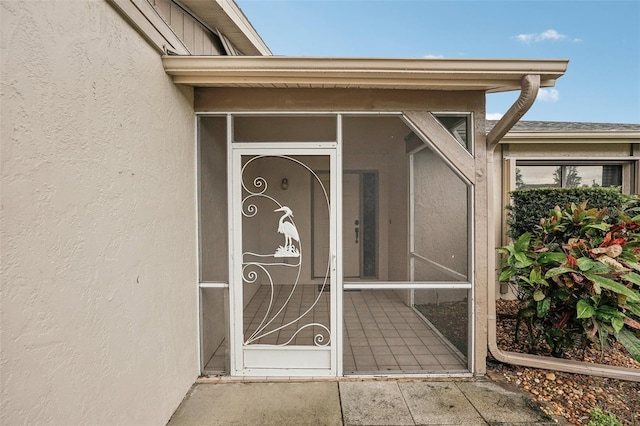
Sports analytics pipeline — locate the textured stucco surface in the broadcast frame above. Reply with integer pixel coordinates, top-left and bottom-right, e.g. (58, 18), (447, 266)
(1, 1), (197, 424)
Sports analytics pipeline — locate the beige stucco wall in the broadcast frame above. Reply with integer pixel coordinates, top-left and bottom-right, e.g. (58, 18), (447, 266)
(1, 1), (197, 424)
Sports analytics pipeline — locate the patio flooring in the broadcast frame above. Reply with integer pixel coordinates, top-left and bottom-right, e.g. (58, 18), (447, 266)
(204, 286), (466, 374)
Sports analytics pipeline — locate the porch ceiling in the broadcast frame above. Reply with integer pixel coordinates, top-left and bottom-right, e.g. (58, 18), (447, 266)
(161, 56), (568, 93)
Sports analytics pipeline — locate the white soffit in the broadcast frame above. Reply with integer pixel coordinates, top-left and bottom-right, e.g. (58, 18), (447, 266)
(161, 56), (568, 92)
(178, 0), (271, 55)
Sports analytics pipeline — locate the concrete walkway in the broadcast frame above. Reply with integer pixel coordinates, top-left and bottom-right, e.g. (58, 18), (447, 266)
(168, 378), (559, 425)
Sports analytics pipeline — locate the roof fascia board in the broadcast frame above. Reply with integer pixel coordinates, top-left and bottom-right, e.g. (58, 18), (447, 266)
(107, 0), (190, 55)
(178, 0), (271, 55)
(161, 56), (568, 91)
(499, 131), (640, 143)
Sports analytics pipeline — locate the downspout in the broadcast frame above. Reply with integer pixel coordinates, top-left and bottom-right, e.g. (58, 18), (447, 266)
(486, 75), (640, 381)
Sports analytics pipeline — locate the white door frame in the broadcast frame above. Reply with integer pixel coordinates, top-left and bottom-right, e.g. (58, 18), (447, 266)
(228, 143), (342, 377)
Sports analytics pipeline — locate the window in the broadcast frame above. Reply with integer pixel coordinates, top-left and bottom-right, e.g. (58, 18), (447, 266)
(516, 164), (623, 190)
(433, 113), (473, 153)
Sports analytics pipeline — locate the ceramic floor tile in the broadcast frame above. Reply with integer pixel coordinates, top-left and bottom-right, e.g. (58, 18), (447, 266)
(398, 336), (420, 346)
(380, 329), (400, 338)
(430, 345), (454, 354)
(389, 345), (412, 355)
(367, 337), (387, 346)
(352, 346), (373, 356)
(373, 354), (397, 366)
(397, 329), (418, 338)
(414, 354), (439, 365)
(349, 337), (369, 347)
(371, 345), (392, 356)
(384, 337), (405, 346)
(354, 355), (376, 367)
(394, 354), (419, 366)
(377, 322), (396, 330)
(364, 329), (383, 338)
(408, 345), (431, 355)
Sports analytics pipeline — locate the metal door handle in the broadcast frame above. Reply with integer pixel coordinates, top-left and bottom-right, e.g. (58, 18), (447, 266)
(354, 219), (360, 244)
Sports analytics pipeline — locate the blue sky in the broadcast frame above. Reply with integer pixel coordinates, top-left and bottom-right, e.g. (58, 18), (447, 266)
(236, 0), (640, 124)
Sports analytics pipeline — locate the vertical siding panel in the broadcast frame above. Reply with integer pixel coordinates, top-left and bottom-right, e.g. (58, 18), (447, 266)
(183, 15), (194, 53)
(203, 33), (212, 55)
(169, 3), (184, 40)
(193, 26), (204, 56)
(154, 0), (171, 22)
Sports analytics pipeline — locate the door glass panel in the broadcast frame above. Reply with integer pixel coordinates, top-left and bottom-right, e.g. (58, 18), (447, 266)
(239, 154), (331, 347)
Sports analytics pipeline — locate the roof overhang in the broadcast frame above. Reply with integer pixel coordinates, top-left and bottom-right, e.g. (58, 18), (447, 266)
(499, 131), (640, 144)
(178, 0), (271, 55)
(161, 56), (568, 92)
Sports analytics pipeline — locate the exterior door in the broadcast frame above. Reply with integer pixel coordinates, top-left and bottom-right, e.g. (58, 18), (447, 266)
(229, 146), (338, 376)
(342, 174), (361, 277)
(313, 173), (360, 278)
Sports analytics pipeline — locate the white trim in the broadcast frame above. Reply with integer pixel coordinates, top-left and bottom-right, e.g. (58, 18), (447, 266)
(195, 115), (202, 373)
(229, 143), (338, 376)
(505, 156), (640, 161)
(162, 56), (568, 92)
(498, 132), (640, 142)
(227, 114), (239, 375)
(231, 142), (338, 150)
(344, 282), (472, 290)
(335, 113), (344, 376)
(468, 184), (476, 373)
(199, 282), (229, 288)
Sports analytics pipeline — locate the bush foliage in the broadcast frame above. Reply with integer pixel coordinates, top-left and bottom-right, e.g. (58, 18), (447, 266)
(499, 201), (640, 361)
(508, 188), (622, 238)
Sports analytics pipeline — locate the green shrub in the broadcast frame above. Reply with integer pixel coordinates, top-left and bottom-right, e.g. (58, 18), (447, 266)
(498, 201), (640, 360)
(508, 187), (622, 238)
(588, 407), (622, 426)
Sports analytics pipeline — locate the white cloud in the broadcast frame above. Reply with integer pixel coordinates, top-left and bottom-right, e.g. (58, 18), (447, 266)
(486, 112), (504, 120)
(515, 29), (581, 44)
(536, 88), (560, 102)
(424, 54), (445, 59)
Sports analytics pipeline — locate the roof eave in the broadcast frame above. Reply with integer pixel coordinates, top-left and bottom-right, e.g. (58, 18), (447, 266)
(178, 0), (271, 55)
(161, 56), (568, 91)
(499, 131), (640, 143)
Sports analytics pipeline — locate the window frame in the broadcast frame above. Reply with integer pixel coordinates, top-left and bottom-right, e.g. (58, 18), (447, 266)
(511, 159), (635, 193)
(432, 112), (474, 155)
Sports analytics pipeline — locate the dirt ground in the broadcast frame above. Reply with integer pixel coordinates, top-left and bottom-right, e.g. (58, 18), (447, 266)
(490, 299), (640, 425)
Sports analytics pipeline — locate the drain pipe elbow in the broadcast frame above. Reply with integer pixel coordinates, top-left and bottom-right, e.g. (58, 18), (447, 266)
(486, 75), (640, 382)
(487, 74), (540, 151)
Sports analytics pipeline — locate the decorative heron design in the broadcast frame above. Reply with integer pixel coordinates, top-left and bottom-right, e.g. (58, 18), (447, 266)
(274, 206), (300, 257)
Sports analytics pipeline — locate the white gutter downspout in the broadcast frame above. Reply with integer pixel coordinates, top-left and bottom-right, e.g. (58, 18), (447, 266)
(486, 75), (640, 382)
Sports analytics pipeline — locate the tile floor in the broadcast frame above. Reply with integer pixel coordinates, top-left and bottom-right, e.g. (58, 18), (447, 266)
(204, 286), (466, 374)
